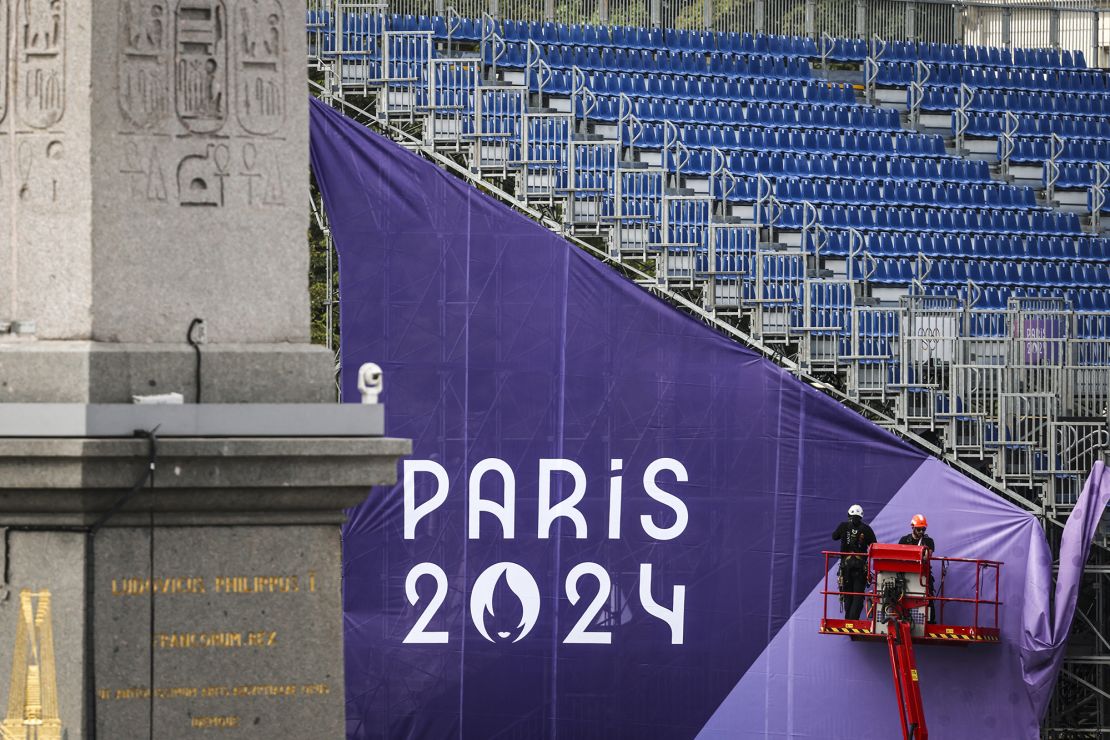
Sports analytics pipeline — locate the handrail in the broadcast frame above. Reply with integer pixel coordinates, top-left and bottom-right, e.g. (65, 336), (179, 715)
(709, 147), (737, 204)
(863, 34), (887, 106)
(479, 11), (498, 66)
(912, 253), (933, 295)
(754, 174), (783, 229)
(819, 32), (836, 68)
(487, 30), (506, 75)
(846, 227), (866, 282)
(820, 550), (1004, 634)
(662, 121), (690, 180)
(1045, 132), (1065, 203)
(570, 66), (596, 122)
(617, 93), (643, 161)
(445, 6), (462, 54)
(1090, 162), (1109, 235)
(998, 111), (1019, 180)
(908, 60), (931, 129)
(801, 202), (828, 264)
(821, 550), (1003, 569)
(954, 83), (975, 153)
(525, 39), (543, 90)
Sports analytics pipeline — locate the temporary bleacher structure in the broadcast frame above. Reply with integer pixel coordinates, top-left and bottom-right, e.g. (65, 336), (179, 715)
(305, 4), (1108, 733)
(309, 6), (1108, 523)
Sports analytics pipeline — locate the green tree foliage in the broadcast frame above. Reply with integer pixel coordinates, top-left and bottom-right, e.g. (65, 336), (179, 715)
(308, 177), (340, 350)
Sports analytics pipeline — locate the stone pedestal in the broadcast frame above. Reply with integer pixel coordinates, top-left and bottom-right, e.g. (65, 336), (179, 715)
(0, 427), (410, 739)
(0, 1), (410, 737)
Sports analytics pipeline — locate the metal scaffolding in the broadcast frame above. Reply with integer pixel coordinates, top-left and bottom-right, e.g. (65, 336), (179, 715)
(304, 7), (1110, 734)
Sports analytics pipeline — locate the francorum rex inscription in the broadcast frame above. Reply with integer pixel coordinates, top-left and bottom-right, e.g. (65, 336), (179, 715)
(235, 0), (284, 135)
(0, 1), (9, 125)
(119, 0), (171, 129)
(175, 0), (227, 133)
(177, 143), (229, 206)
(15, 0), (65, 130)
(3, 590), (63, 740)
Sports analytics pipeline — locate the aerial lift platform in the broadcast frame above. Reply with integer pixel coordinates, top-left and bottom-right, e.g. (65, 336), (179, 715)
(820, 543), (1002, 740)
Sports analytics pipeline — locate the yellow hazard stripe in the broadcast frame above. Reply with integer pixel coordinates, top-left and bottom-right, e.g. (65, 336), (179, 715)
(822, 626), (871, 634)
(928, 632), (999, 642)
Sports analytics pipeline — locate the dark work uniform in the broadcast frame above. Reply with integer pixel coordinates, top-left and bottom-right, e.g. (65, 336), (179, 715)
(898, 532), (937, 621)
(832, 519), (877, 620)
(897, 532), (936, 551)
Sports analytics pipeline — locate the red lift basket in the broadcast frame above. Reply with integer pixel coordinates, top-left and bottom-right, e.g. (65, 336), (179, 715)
(820, 545), (1002, 644)
(819, 543), (1003, 740)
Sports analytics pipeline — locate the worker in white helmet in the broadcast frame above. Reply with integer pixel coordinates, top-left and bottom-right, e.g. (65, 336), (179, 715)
(832, 504), (877, 620)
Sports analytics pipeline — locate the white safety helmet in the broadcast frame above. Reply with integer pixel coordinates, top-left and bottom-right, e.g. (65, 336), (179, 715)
(848, 504), (864, 517)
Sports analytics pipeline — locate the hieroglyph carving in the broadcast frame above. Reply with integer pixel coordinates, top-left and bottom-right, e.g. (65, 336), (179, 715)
(175, 0), (227, 134)
(13, 137), (63, 203)
(120, 142), (168, 202)
(119, 0), (171, 129)
(0, 1), (10, 125)
(235, 0), (284, 136)
(177, 143), (229, 206)
(15, 0), (65, 129)
(239, 142), (284, 205)
(16, 140), (33, 199)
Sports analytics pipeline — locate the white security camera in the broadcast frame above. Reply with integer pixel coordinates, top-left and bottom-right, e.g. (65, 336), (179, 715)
(357, 362), (384, 405)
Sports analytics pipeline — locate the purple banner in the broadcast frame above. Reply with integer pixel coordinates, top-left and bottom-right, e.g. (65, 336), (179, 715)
(1020, 317), (1064, 365)
(309, 99), (1100, 740)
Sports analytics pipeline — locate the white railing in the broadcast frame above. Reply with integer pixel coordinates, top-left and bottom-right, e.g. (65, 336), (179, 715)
(359, 0), (1103, 64)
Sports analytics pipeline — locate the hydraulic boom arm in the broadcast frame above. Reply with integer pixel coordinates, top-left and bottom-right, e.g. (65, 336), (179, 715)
(885, 618), (927, 740)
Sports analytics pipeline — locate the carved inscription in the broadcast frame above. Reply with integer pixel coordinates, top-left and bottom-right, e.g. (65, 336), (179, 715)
(97, 682), (331, 701)
(0, 0), (9, 125)
(111, 573), (315, 595)
(177, 143), (230, 206)
(192, 716), (240, 729)
(16, 0), (65, 129)
(12, 137), (62, 204)
(16, 141), (32, 198)
(119, 0), (171, 129)
(235, 0), (284, 135)
(239, 142), (284, 205)
(175, 0), (227, 133)
(120, 142), (289, 208)
(9, 137), (62, 204)
(97, 683), (331, 732)
(116, 0), (293, 210)
(99, 569), (330, 733)
(153, 629), (278, 648)
(120, 141), (169, 202)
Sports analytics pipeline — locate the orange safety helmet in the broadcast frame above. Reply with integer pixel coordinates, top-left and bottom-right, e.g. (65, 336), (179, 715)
(910, 514), (928, 529)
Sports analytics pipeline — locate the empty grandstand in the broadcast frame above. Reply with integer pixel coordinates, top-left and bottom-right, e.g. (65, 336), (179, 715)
(305, 2), (1109, 733)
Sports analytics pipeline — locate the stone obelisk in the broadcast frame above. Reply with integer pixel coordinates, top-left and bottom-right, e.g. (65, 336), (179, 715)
(0, 2), (408, 737)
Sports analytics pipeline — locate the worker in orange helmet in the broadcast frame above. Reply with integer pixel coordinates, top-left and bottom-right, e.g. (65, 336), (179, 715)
(899, 514), (937, 621)
(898, 514), (935, 553)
